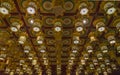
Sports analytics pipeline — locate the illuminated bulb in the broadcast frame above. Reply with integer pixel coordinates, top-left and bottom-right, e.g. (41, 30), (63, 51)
(28, 57), (33, 60)
(10, 71), (14, 75)
(84, 54), (89, 60)
(105, 59), (110, 65)
(101, 46), (108, 53)
(81, 59), (85, 65)
(76, 26), (83, 32)
(107, 68), (112, 73)
(90, 36), (96, 42)
(19, 71), (23, 75)
(40, 49), (45, 53)
(55, 27), (61, 32)
(27, 7), (35, 14)
(111, 64), (117, 70)
(24, 46), (31, 53)
(93, 59), (98, 65)
(103, 71), (108, 75)
(116, 22), (120, 31)
(107, 35), (116, 44)
(110, 40), (116, 44)
(101, 64), (105, 70)
(37, 40), (43, 44)
(107, 7), (116, 15)
(79, 65), (83, 70)
(90, 64), (94, 70)
(33, 27), (40, 32)
(10, 22), (21, 32)
(117, 46), (120, 53)
(80, 8), (89, 15)
(98, 27), (105, 32)
(16, 68), (20, 73)
(44, 60), (48, 65)
(20, 60), (24, 65)
(86, 46), (93, 53)
(18, 36), (26, 44)
(73, 40), (79, 44)
(0, 7), (9, 15)
(69, 60), (73, 65)
(97, 68), (102, 73)
(97, 53), (103, 60)
(5, 68), (10, 74)
(73, 36), (79, 44)
(37, 36), (43, 44)
(30, 19), (34, 24)
(32, 59), (37, 65)
(72, 49), (77, 53)
(28, 54), (33, 60)
(82, 18), (89, 25)
(10, 27), (18, 32)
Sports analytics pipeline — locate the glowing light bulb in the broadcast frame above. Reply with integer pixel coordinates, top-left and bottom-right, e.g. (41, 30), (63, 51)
(76, 26), (83, 32)
(18, 36), (26, 44)
(98, 27), (105, 32)
(10, 27), (18, 32)
(80, 8), (89, 15)
(27, 7), (35, 14)
(33, 27), (40, 32)
(73, 40), (79, 44)
(0, 7), (9, 15)
(55, 27), (61, 32)
(107, 7), (116, 15)
(40, 49), (45, 53)
(72, 50), (77, 53)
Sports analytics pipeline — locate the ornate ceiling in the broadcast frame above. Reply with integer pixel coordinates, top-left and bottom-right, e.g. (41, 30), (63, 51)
(0, 0), (120, 75)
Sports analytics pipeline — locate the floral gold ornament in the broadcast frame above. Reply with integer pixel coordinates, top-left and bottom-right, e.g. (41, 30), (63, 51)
(63, 17), (72, 25)
(42, 1), (53, 11)
(63, 0), (74, 11)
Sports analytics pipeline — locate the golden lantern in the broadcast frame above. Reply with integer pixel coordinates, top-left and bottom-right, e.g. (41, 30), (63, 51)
(79, 2), (89, 15)
(54, 20), (62, 32)
(21, 0), (38, 15)
(105, 31), (116, 45)
(18, 32), (28, 44)
(9, 17), (23, 32)
(0, 0), (14, 16)
(75, 21), (84, 32)
(112, 17), (120, 32)
(101, 2), (116, 15)
(93, 18), (106, 32)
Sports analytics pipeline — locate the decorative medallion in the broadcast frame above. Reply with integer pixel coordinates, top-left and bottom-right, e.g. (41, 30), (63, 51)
(63, 30), (71, 37)
(42, 1), (53, 11)
(63, 17), (72, 25)
(63, 1), (74, 11)
(45, 17), (54, 25)
(46, 30), (54, 36)
(53, 6), (65, 17)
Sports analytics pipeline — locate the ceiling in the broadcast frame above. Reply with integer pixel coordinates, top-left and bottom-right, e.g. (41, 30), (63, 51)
(0, 0), (120, 75)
